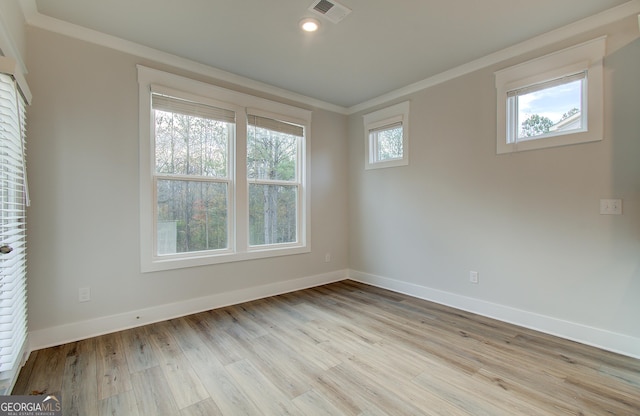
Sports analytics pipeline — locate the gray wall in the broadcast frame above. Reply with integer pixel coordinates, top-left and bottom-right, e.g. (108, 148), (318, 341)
(0, 1), (26, 62)
(25, 27), (349, 334)
(348, 17), (640, 340)
(19, 8), (640, 355)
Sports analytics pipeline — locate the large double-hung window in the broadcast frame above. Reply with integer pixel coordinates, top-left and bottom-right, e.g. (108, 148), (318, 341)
(152, 93), (234, 256)
(138, 67), (310, 272)
(247, 113), (303, 247)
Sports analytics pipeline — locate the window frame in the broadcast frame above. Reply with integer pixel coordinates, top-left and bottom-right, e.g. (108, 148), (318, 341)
(494, 37), (605, 154)
(246, 108), (304, 250)
(363, 101), (409, 170)
(151, 88), (238, 258)
(138, 66), (311, 272)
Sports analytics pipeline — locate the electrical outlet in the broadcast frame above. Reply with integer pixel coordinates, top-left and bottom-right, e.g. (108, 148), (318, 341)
(79, 287), (91, 302)
(469, 271), (479, 284)
(325, 252), (331, 263)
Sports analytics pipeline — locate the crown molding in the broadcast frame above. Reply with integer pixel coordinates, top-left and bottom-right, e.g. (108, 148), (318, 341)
(19, 0), (640, 116)
(19, 0), (349, 115)
(347, 0), (640, 114)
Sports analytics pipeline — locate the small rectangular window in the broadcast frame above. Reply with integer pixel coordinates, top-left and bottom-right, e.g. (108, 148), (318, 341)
(507, 72), (585, 143)
(364, 101), (409, 169)
(495, 37), (605, 154)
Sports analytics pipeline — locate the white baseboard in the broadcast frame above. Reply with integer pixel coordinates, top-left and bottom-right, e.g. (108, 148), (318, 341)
(28, 269), (348, 352)
(348, 269), (640, 360)
(29, 268), (639, 360)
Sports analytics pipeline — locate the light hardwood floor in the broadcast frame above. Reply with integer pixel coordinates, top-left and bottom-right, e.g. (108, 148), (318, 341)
(13, 280), (640, 415)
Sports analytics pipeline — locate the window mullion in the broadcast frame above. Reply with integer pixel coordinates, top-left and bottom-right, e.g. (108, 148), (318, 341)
(154, 174), (230, 183)
(235, 111), (248, 253)
(247, 178), (297, 186)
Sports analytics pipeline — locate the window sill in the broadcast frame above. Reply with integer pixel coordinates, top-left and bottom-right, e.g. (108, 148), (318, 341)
(141, 245), (311, 273)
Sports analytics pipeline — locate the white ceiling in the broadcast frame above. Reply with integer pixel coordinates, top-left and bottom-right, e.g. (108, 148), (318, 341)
(27, 0), (633, 108)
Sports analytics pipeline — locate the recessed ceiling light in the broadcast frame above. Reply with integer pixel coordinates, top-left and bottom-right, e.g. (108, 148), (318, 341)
(300, 18), (320, 32)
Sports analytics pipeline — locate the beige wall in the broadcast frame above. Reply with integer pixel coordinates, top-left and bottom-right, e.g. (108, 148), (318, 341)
(25, 27), (349, 335)
(348, 17), (640, 343)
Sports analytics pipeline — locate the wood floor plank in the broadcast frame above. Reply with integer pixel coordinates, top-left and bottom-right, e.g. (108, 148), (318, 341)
(95, 332), (132, 400)
(226, 358), (300, 415)
(328, 361), (440, 416)
(243, 333), (315, 399)
(263, 295), (311, 324)
(310, 365), (369, 415)
(415, 367), (541, 415)
(130, 366), (180, 416)
(224, 304), (270, 339)
(11, 350), (38, 395)
(564, 373), (640, 414)
(302, 287), (484, 374)
(344, 350), (473, 416)
(184, 312), (246, 365)
(61, 339), (99, 416)
(174, 317), (261, 415)
(146, 320), (210, 410)
(99, 390), (140, 416)
(14, 344), (70, 395)
(121, 326), (159, 373)
(190, 361), (261, 415)
(180, 398), (223, 416)
(14, 281), (640, 415)
(292, 389), (347, 416)
(266, 320), (342, 371)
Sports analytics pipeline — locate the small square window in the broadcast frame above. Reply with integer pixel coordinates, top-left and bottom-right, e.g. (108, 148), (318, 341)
(364, 101), (409, 169)
(370, 122), (403, 163)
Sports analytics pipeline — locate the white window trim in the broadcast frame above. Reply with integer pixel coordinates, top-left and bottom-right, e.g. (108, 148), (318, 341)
(364, 101), (409, 169)
(495, 37), (606, 154)
(137, 65), (311, 272)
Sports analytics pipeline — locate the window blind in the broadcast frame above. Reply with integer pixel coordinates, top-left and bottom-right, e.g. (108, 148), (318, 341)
(368, 120), (402, 135)
(248, 114), (304, 137)
(507, 71), (586, 98)
(0, 68), (28, 394)
(152, 93), (236, 124)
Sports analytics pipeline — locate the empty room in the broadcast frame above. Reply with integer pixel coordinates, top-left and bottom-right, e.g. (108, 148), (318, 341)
(0, 0), (639, 414)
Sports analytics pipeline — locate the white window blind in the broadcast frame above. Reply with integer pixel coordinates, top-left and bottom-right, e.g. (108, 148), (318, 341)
(247, 114), (304, 137)
(506, 71), (586, 98)
(152, 93), (236, 124)
(0, 60), (29, 394)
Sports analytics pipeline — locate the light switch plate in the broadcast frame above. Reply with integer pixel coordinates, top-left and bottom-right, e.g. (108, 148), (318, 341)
(600, 199), (622, 215)
(79, 287), (91, 302)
